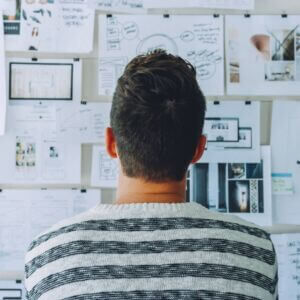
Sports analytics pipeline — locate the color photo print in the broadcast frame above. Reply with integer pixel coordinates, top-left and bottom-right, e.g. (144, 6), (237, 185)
(189, 147), (272, 226)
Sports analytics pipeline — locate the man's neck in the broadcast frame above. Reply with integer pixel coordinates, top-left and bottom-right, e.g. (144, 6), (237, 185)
(115, 173), (186, 204)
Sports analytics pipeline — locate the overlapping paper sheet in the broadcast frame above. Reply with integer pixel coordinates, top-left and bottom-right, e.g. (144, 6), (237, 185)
(0, 12), (7, 136)
(0, 103), (81, 184)
(201, 100), (260, 163)
(57, 102), (111, 144)
(0, 189), (100, 272)
(190, 146), (272, 226)
(91, 145), (118, 188)
(226, 15), (300, 95)
(271, 100), (300, 224)
(271, 233), (300, 299)
(3, 0), (95, 53)
(146, 0), (255, 10)
(7, 58), (82, 103)
(0, 280), (25, 299)
(99, 14), (224, 96)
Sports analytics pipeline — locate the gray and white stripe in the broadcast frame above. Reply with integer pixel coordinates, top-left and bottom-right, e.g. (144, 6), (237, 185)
(25, 203), (277, 300)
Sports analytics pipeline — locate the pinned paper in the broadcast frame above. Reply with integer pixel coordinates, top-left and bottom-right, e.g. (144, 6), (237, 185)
(272, 173), (294, 195)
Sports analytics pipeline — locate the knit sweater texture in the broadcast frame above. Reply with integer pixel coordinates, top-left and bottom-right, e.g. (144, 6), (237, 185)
(25, 202), (278, 300)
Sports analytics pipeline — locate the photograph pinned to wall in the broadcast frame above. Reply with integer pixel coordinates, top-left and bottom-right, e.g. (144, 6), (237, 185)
(15, 129), (37, 180)
(99, 15), (224, 96)
(201, 101), (260, 163)
(189, 146), (272, 226)
(226, 15), (300, 95)
(7, 58), (82, 102)
(2, 0), (21, 35)
(5, 0), (95, 53)
(91, 145), (118, 188)
(271, 100), (300, 225)
(41, 130), (66, 180)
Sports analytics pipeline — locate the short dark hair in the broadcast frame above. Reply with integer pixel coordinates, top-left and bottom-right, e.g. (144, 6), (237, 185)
(111, 50), (206, 182)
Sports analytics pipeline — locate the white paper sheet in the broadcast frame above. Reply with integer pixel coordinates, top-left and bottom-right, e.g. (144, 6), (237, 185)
(146, 0), (255, 10)
(0, 12), (7, 136)
(271, 233), (300, 299)
(98, 15), (224, 96)
(190, 146), (272, 226)
(90, 0), (146, 13)
(0, 189), (100, 272)
(271, 100), (300, 225)
(226, 15), (300, 95)
(57, 102), (111, 144)
(201, 100), (260, 163)
(7, 58), (82, 103)
(0, 107), (81, 184)
(5, 0), (95, 53)
(0, 280), (25, 299)
(91, 145), (118, 188)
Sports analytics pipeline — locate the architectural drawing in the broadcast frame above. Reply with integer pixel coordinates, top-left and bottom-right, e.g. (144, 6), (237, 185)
(99, 15), (224, 96)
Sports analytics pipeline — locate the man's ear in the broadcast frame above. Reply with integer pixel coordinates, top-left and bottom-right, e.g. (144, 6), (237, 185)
(191, 135), (206, 163)
(105, 127), (118, 158)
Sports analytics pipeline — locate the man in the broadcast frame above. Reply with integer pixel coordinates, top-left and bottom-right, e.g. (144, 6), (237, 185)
(25, 50), (278, 299)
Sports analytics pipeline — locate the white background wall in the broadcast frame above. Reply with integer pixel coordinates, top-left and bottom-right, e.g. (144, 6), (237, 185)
(2, 0), (300, 280)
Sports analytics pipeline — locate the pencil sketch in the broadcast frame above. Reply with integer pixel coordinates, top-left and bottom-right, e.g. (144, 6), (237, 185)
(99, 15), (224, 96)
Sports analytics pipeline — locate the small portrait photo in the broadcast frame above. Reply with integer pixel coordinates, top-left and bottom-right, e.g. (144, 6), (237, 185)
(228, 163), (246, 179)
(49, 146), (59, 158)
(228, 180), (250, 213)
(246, 162), (263, 179)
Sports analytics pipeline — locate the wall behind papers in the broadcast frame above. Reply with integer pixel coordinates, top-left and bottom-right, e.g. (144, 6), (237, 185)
(2, 0), (300, 281)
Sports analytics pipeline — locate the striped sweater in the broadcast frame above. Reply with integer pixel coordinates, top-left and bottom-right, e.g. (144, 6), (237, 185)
(25, 202), (278, 300)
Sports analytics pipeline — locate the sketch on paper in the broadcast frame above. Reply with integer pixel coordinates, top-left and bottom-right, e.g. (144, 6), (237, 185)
(91, 145), (118, 188)
(201, 101), (260, 163)
(4, 0), (94, 53)
(190, 146), (271, 226)
(7, 58), (82, 102)
(99, 15), (224, 96)
(9, 62), (73, 100)
(226, 15), (300, 95)
(0, 189), (100, 272)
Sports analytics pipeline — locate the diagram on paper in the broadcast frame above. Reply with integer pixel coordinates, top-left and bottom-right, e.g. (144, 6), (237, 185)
(99, 15), (224, 96)
(201, 101), (260, 163)
(91, 145), (118, 188)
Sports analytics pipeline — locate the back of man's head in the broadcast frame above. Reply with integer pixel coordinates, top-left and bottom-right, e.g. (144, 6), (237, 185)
(111, 49), (206, 182)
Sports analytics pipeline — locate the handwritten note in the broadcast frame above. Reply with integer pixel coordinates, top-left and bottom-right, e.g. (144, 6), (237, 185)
(272, 234), (300, 299)
(57, 102), (111, 144)
(5, 0), (95, 53)
(99, 15), (224, 96)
